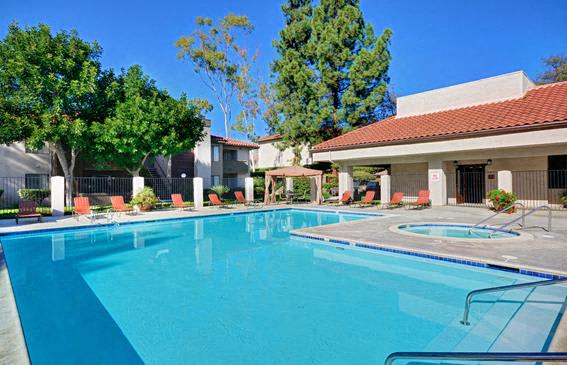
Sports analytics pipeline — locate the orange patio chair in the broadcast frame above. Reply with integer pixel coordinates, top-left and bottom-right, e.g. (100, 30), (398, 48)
(327, 191), (352, 205)
(407, 190), (431, 209)
(73, 196), (96, 222)
(15, 200), (42, 224)
(381, 192), (404, 209)
(208, 193), (228, 208)
(355, 191), (376, 208)
(234, 191), (262, 207)
(111, 196), (133, 214)
(171, 194), (192, 210)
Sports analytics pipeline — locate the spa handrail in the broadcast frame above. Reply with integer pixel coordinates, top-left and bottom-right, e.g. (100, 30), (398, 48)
(470, 202), (525, 230)
(498, 204), (552, 232)
(384, 351), (567, 365)
(460, 277), (567, 325)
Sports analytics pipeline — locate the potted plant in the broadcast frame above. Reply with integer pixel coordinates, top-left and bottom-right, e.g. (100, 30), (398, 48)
(561, 192), (567, 208)
(488, 188), (517, 213)
(131, 187), (158, 211)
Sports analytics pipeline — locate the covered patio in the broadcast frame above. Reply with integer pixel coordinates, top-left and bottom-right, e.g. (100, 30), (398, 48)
(264, 166), (323, 205)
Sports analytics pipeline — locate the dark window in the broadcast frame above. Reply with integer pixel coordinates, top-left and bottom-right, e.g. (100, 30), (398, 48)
(25, 174), (49, 189)
(548, 155), (567, 189)
(223, 150), (237, 161)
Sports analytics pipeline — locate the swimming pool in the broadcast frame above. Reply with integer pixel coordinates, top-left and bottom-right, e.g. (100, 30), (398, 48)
(1, 209), (565, 364)
(397, 223), (520, 239)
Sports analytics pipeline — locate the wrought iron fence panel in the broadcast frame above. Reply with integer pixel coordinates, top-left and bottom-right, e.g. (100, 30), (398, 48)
(390, 174), (428, 203)
(0, 176), (51, 216)
(145, 177), (193, 202)
(512, 170), (566, 210)
(71, 177), (133, 207)
(446, 171), (492, 207)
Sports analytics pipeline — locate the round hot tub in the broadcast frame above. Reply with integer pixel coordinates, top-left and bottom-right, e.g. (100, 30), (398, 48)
(396, 223), (521, 240)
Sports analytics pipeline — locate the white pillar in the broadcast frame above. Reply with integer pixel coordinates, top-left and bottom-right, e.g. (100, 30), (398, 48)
(50, 176), (65, 217)
(285, 177), (294, 192)
(497, 170), (513, 192)
(245, 177), (254, 202)
(133, 176), (145, 196)
(310, 177), (318, 203)
(380, 175), (391, 204)
(193, 177), (203, 209)
(428, 160), (447, 206)
(338, 165), (353, 196)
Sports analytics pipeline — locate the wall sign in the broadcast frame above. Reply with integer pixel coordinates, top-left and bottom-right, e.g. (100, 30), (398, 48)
(430, 172), (441, 182)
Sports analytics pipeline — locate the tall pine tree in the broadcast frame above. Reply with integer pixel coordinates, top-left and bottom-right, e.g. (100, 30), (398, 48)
(271, 0), (320, 165)
(311, 0), (392, 137)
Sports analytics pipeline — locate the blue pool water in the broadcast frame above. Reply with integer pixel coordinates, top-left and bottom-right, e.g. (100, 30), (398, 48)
(398, 224), (520, 239)
(1, 209), (565, 365)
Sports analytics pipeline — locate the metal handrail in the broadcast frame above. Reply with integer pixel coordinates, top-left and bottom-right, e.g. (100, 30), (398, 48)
(499, 204), (552, 232)
(469, 202), (525, 231)
(460, 277), (567, 325)
(384, 351), (567, 365)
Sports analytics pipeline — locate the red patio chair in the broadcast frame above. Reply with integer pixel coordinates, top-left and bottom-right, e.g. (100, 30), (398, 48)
(208, 193), (227, 208)
(73, 196), (95, 222)
(15, 200), (42, 224)
(407, 190), (430, 209)
(382, 192), (404, 209)
(171, 194), (192, 210)
(111, 196), (133, 214)
(355, 191), (376, 208)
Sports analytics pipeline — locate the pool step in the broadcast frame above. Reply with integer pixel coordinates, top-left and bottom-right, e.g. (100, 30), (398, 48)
(452, 288), (532, 351)
(488, 284), (567, 352)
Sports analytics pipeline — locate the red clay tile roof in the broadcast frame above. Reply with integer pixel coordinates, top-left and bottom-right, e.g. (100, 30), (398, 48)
(312, 81), (567, 151)
(256, 133), (281, 142)
(211, 135), (259, 149)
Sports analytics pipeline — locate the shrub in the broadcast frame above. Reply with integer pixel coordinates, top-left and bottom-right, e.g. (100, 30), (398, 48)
(209, 185), (230, 198)
(17, 188), (50, 204)
(131, 187), (158, 210)
(293, 177), (311, 200)
(488, 188), (517, 211)
(561, 192), (567, 206)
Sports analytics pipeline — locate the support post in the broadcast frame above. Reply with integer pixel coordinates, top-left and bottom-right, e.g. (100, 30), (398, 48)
(310, 177), (318, 203)
(338, 165), (353, 197)
(193, 177), (204, 209)
(428, 160), (447, 206)
(50, 176), (65, 217)
(132, 176), (145, 196)
(497, 170), (513, 192)
(245, 177), (254, 203)
(380, 175), (391, 205)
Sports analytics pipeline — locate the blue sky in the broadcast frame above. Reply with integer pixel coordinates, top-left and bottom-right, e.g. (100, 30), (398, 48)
(2, 0), (566, 139)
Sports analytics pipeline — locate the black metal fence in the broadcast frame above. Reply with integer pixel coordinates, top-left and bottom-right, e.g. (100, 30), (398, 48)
(145, 177), (194, 202)
(446, 171), (496, 208)
(0, 176), (51, 216)
(222, 177), (245, 190)
(70, 177), (133, 207)
(512, 170), (567, 210)
(390, 174), (428, 203)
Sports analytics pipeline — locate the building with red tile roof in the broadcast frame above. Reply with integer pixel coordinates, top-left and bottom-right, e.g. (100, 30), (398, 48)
(311, 71), (567, 208)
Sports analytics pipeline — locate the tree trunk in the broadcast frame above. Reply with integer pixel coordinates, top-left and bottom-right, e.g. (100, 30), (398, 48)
(50, 142), (76, 206)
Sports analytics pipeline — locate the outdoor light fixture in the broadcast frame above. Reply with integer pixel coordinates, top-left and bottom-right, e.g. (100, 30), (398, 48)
(487, 159), (493, 166)
(453, 161), (459, 168)
(181, 173), (187, 178)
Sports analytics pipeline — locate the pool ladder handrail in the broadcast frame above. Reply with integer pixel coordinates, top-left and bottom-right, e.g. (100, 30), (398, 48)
(497, 204), (552, 232)
(469, 202), (524, 232)
(460, 277), (567, 325)
(384, 351), (567, 365)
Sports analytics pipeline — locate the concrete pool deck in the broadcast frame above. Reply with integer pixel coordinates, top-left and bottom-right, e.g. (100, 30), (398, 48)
(0, 204), (566, 362)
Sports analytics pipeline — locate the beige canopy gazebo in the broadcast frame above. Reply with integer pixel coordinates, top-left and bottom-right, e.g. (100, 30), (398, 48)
(264, 166), (323, 205)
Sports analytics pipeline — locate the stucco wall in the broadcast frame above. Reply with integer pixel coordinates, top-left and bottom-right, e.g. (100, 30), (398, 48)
(0, 143), (51, 177)
(257, 140), (310, 169)
(397, 71), (535, 117)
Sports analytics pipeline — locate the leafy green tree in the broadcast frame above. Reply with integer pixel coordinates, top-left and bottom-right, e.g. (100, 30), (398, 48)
(271, 0), (321, 165)
(233, 48), (260, 141)
(91, 65), (205, 176)
(537, 55), (567, 84)
(0, 22), (107, 202)
(311, 0), (392, 136)
(176, 14), (254, 138)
